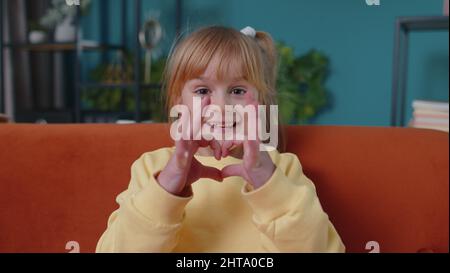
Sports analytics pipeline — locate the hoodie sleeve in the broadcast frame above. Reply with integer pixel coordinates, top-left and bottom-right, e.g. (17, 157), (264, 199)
(96, 149), (192, 253)
(241, 152), (345, 253)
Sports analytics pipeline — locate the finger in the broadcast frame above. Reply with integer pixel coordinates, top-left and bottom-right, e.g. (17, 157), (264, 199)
(196, 138), (210, 148)
(199, 165), (223, 182)
(236, 95), (259, 142)
(201, 94), (211, 109)
(221, 164), (244, 179)
(174, 141), (194, 170)
(248, 101), (261, 142)
(221, 140), (243, 157)
(243, 138), (260, 169)
(175, 137), (189, 158)
(176, 107), (192, 141)
(192, 96), (211, 140)
(244, 92), (260, 124)
(222, 140), (233, 158)
(209, 139), (222, 160)
(194, 136), (221, 160)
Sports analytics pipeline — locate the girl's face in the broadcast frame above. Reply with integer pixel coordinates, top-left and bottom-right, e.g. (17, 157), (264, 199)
(180, 57), (259, 136)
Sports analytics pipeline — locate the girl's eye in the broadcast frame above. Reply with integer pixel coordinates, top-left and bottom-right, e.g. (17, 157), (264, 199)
(230, 88), (247, 95)
(194, 88), (210, 96)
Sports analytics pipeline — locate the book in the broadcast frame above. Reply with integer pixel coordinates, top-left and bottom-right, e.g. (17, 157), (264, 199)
(409, 100), (449, 133)
(412, 100), (449, 112)
(410, 123), (449, 132)
(413, 109), (449, 119)
(413, 117), (449, 125)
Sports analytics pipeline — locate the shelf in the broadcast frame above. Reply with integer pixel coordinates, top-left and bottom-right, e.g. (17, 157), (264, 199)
(391, 16), (450, 127)
(1, 0), (182, 123)
(398, 16), (449, 31)
(81, 110), (152, 123)
(81, 110), (151, 116)
(82, 110), (135, 115)
(14, 109), (74, 123)
(80, 83), (162, 89)
(3, 42), (124, 51)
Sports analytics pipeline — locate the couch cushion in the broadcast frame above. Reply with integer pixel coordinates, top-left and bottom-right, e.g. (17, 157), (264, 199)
(0, 124), (448, 252)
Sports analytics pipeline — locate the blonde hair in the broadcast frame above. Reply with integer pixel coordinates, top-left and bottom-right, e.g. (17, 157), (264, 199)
(162, 25), (285, 151)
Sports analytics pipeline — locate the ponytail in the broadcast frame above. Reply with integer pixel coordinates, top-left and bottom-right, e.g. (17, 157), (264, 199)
(254, 31), (286, 152)
(255, 31), (278, 89)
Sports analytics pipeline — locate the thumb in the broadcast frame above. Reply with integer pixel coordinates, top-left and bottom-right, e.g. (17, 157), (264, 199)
(199, 165), (223, 182)
(221, 164), (244, 179)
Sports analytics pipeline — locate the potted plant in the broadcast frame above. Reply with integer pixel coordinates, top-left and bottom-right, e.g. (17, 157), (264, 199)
(28, 21), (48, 44)
(81, 42), (330, 124)
(82, 51), (167, 122)
(276, 42), (330, 124)
(39, 0), (91, 42)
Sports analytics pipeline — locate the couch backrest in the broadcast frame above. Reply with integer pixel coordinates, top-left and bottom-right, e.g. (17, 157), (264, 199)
(0, 124), (448, 253)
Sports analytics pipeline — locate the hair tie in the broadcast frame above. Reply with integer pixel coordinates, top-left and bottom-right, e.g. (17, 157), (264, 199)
(240, 26), (256, 38)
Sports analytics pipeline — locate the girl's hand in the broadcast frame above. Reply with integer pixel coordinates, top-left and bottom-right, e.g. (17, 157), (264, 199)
(221, 101), (275, 190)
(157, 96), (223, 197)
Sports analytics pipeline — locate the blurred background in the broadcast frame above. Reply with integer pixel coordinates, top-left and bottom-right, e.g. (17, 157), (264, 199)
(0, 0), (448, 130)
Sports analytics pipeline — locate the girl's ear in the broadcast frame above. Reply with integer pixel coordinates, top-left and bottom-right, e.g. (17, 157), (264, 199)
(175, 97), (182, 105)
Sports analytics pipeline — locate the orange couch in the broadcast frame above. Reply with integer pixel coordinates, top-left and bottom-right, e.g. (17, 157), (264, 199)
(0, 124), (448, 253)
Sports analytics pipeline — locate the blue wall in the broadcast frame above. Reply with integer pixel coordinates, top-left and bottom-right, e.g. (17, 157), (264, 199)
(81, 0), (449, 126)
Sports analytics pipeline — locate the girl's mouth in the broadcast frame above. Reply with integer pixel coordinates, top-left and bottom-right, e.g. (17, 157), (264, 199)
(204, 121), (240, 141)
(208, 121), (237, 130)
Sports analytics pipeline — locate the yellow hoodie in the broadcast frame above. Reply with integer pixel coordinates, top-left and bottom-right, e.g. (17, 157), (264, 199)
(96, 147), (345, 253)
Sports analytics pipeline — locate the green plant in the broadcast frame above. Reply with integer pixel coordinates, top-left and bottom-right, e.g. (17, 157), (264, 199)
(82, 51), (166, 122)
(83, 42), (330, 124)
(276, 42), (330, 124)
(29, 21), (47, 32)
(40, 0), (92, 30)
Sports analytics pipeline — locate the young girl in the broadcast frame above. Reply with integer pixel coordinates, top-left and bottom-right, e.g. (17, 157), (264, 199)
(96, 26), (345, 253)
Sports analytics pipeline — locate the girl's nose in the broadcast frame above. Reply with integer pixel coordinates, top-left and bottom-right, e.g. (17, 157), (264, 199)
(210, 92), (229, 110)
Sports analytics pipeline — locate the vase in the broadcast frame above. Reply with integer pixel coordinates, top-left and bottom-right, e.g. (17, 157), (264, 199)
(29, 31), (47, 44)
(54, 15), (76, 42)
